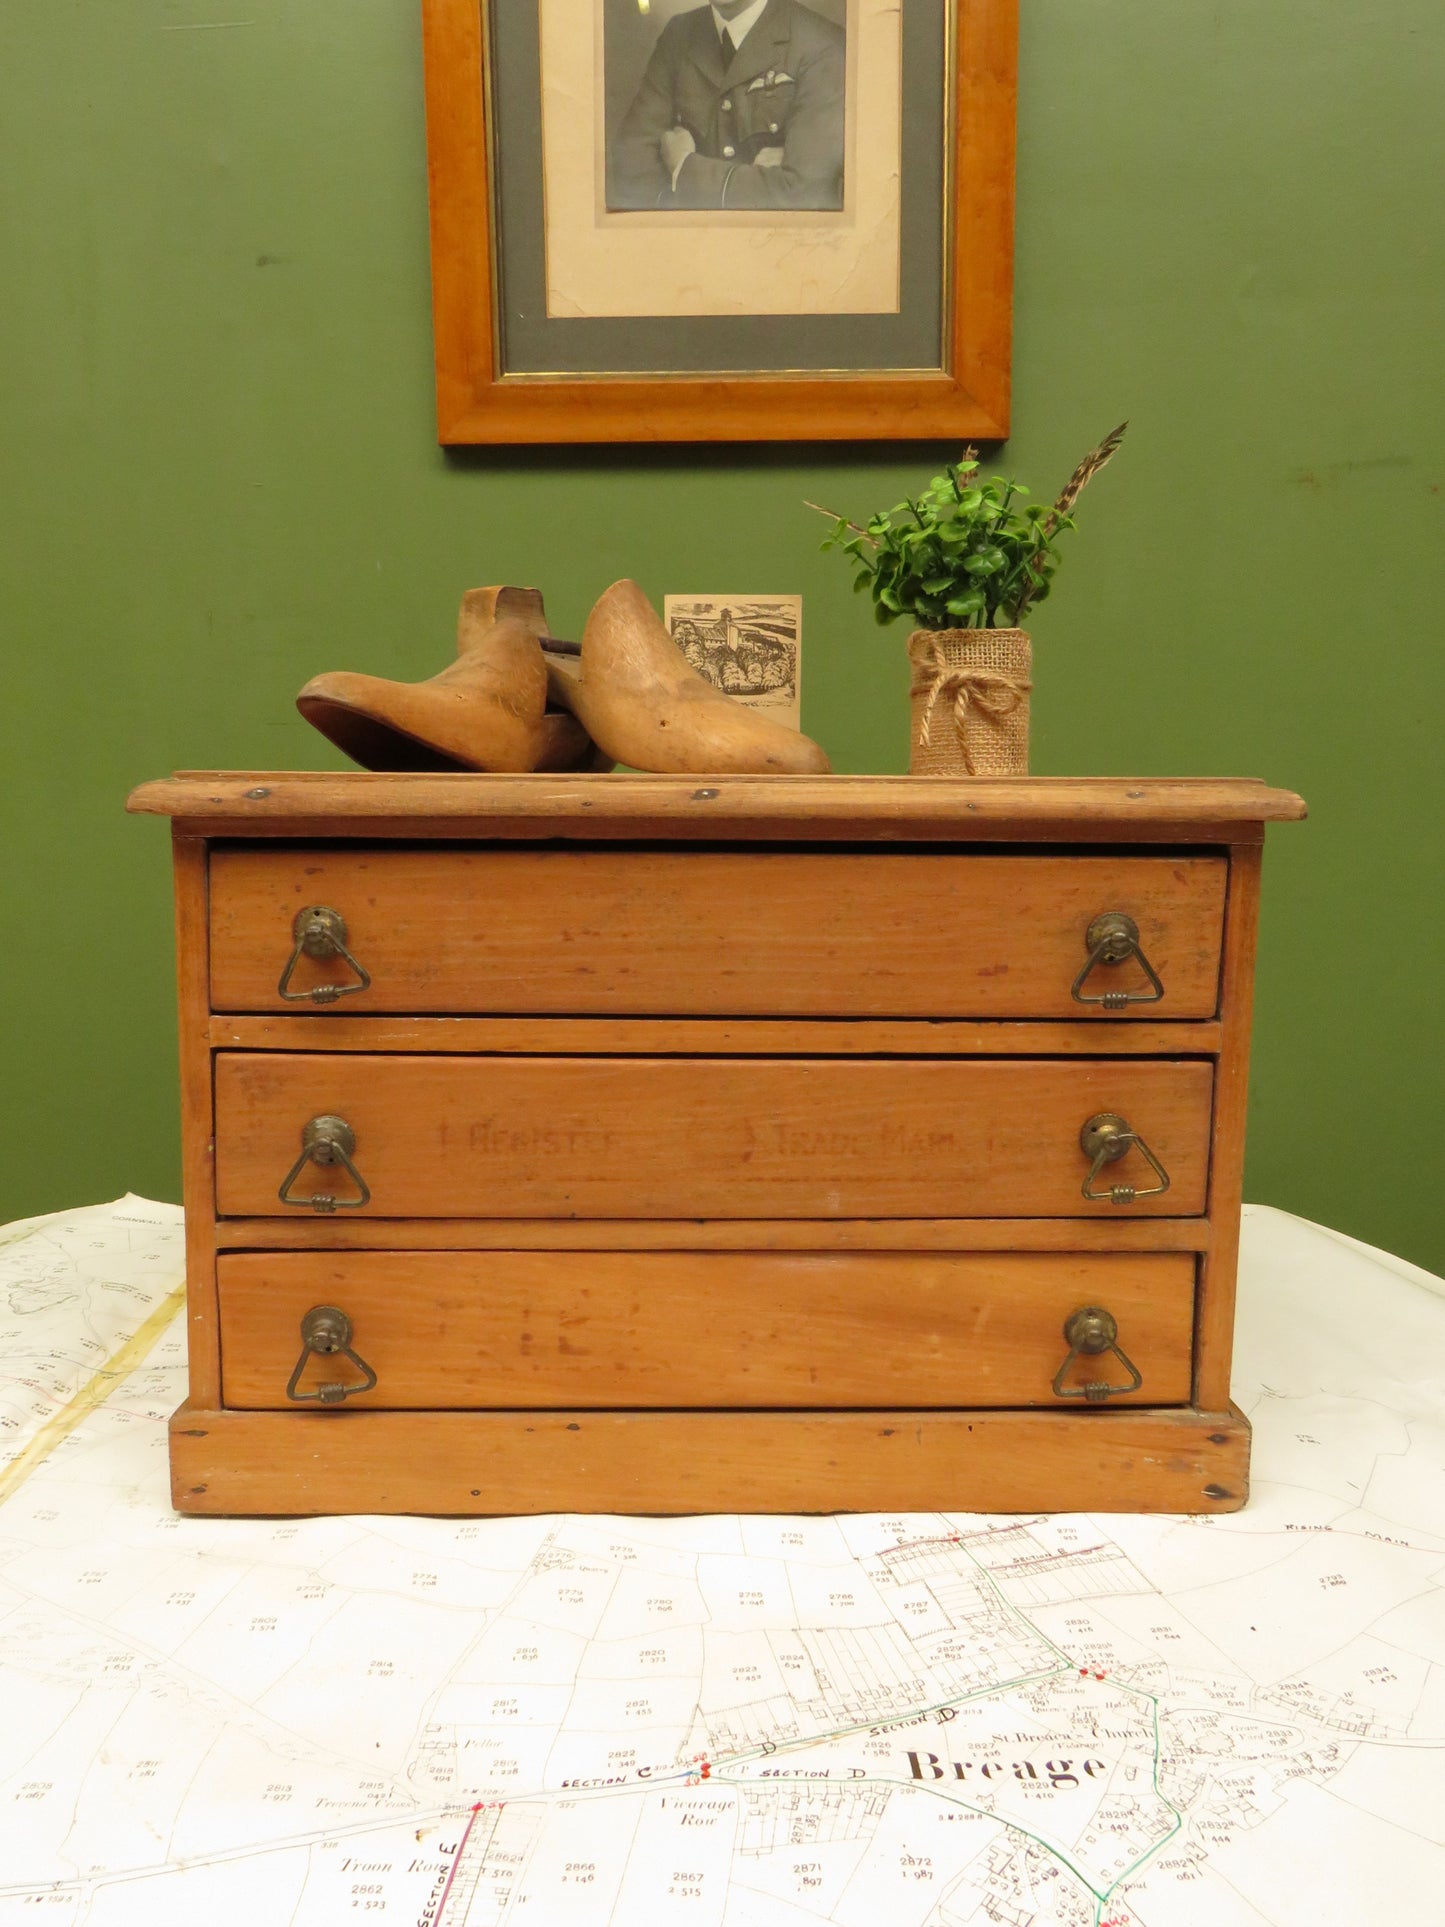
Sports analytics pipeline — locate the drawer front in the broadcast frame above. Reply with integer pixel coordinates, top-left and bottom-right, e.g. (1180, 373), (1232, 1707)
(209, 847), (1227, 1019)
(214, 1054), (1213, 1219)
(217, 1249), (1195, 1410)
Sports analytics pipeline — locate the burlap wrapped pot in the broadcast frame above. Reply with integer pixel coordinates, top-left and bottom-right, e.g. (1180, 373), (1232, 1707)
(907, 628), (1032, 775)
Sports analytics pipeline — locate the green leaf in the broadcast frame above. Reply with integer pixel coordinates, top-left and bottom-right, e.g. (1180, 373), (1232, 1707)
(946, 592), (986, 619)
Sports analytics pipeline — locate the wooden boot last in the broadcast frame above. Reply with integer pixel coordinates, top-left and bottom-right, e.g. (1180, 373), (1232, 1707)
(296, 587), (608, 773)
(546, 579), (832, 775)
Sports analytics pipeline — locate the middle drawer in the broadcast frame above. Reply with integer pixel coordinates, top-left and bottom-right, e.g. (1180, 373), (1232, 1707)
(215, 1054), (1213, 1219)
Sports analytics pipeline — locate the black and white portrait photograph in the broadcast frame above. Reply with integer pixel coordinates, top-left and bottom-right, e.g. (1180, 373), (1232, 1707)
(605, 0), (847, 211)
(533, 0), (903, 327)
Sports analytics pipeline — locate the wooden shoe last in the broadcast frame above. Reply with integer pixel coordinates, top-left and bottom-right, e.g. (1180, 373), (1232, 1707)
(546, 579), (831, 775)
(297, 587), (605, 773)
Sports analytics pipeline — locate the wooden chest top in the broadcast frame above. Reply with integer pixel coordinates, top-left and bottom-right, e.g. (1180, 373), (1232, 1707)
(128, 771), (1307, 840)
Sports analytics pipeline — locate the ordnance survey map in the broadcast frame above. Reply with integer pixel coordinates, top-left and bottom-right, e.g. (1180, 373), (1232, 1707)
(1, 1197), (1442, 1924)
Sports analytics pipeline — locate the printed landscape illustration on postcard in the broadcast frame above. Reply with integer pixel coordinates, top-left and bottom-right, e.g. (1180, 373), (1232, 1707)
(665, 594), (802, 729)
(540, 0), (902, 318)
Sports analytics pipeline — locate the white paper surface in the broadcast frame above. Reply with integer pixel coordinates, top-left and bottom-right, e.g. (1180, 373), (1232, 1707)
(0, 1198), (1441, 1922)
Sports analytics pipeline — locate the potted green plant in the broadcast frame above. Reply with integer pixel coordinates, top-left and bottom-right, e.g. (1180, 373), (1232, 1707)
(809, 425), (1126, 774)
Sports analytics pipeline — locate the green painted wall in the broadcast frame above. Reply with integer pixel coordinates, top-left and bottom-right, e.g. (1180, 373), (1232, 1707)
(2, 1), (1441, 1269)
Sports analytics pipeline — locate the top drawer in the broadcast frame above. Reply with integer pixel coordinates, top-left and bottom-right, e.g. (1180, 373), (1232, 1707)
(209, 846), (1227, 1020)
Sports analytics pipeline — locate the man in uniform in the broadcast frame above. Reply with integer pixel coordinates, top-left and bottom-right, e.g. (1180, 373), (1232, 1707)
(610, 0), (845, 211)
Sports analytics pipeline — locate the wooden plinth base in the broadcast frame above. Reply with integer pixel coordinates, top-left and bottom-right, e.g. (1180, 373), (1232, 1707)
(169, 1402), (1250, 1517)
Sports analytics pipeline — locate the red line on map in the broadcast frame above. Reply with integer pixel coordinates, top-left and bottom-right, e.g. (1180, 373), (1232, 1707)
(434, 1802), (487, 1926)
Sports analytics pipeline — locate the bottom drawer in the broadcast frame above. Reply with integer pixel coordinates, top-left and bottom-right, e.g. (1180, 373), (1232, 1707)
(217, 1249), (1194, 1411)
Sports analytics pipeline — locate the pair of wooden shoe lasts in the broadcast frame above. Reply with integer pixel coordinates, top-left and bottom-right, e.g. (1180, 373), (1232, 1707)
(296, 580), (831, 776)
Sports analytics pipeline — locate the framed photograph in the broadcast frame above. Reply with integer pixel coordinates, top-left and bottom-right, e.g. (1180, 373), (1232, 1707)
(421, 0), (1017, 444)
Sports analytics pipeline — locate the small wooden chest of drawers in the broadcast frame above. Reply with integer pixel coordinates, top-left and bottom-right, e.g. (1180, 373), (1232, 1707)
(127, 772), (1305, 1516)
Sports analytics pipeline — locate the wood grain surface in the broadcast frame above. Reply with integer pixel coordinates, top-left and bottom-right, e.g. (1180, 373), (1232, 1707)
(209, 1014), (1226, 1056)
(1195, 842), (1263, 1408)
(217, 1248), (1194, 1411)
(213, 1053), (1214, 1220)
(127, 771), (1308, 834)
(209, 848), (1227, 1018)
(170, 1401), (1251, 1515)
(172, 834), (221, 1403)
(213, 1215), (1211, 1253)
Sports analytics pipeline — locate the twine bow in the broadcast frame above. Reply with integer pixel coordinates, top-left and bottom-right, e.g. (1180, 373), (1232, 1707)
(910, 640), (1032, 775)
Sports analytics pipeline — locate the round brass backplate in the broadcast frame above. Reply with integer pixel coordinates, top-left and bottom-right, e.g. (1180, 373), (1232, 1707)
(1083, 911), (1139, 962)
(1079, 1111), (1131, 1165)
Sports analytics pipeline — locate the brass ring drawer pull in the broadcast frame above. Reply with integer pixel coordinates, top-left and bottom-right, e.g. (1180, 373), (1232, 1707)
(286, 1305), (377, 1404)
(278, 1114), (372, 1213)
(277, 905), (372, 1004)
(1079, 1111), (1171, 1205)
(1052, 1306), (1143, 1403)
(1071, 911), (1164, 1008)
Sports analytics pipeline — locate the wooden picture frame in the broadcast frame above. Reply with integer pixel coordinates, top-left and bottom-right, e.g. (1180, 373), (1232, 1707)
(421, 0), (1017, 445)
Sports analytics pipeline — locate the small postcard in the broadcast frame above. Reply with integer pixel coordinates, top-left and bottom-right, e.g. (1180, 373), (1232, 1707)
(664, 595), (802, 732)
